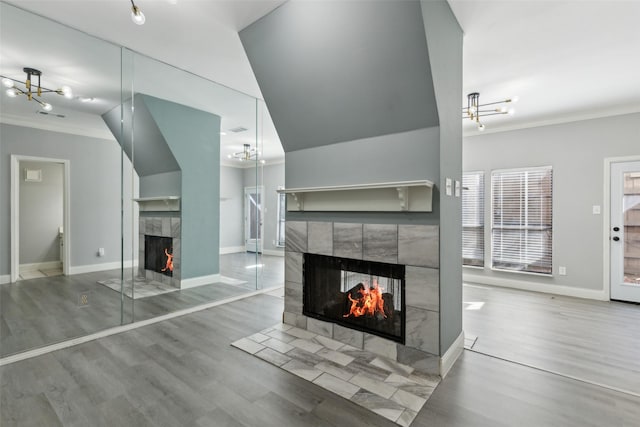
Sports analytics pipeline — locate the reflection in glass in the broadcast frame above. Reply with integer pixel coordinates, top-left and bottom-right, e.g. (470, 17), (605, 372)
(623, 172), (640, 285)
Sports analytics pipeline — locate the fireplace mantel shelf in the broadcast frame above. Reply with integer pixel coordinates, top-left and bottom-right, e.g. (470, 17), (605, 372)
(278, 180), (433, 212)
(134, 196), (180, 212)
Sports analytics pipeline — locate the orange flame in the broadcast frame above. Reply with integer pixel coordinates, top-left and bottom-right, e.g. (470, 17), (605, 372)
(343, 280), (387, 318)
(161, 248), (174, 273)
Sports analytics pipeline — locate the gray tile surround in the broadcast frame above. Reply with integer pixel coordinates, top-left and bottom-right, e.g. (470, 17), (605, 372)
(363, 224), (398, 264)
(139, 216), (181, 288)
(333, 223), (363, 259)
(284, 220), (441, 377)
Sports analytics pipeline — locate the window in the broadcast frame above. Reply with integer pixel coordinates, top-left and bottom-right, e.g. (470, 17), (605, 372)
(276, 189), (286, 247)
(462, 172), (485, 267)
(491, 167), (553, 274)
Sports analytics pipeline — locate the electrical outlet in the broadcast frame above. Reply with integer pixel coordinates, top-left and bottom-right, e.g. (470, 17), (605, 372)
(559, 266), (567, 276)
(592, 205), (601, 215)
(98, 247), (105, 257)
(78, 291), (92, 307)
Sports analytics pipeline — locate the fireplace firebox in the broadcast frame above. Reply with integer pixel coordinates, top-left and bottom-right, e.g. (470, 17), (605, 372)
(303, 253), (405, 343)
(144, 235), (174, 277)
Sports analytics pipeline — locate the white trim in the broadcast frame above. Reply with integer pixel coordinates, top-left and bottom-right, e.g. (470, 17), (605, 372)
(0, 275), (10, 285)
(180, 274), (222, 289)
(463, 273), (607, 301)
(11, 155), (71, 283)
(220, 246), (246, 255)
(463, 107), (640, 138)
(605, 155), (640, 302)
(68, 260), (137, 275)
(440, 331), (464, 378)
(0, 285), (284, 367)
(19, 261), (62, 273)
(262, 249), (285, 257)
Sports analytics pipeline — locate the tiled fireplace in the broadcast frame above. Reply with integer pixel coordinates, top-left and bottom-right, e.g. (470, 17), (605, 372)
(284, 221), (440, 375)
(138, 216), (181, 288)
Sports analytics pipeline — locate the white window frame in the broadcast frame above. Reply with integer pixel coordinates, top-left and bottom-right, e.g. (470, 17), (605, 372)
(462, 171), (485, 268)
(490, 166), (553, 276)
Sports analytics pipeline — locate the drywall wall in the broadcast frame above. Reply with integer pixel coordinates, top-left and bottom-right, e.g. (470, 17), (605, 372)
(240, 0), (438, 152)
(421, 0), (464, 355)
(0, 123), (136, 276)
(220, 165), (244, 249)
(463, 112), (640, 296)
(140, 171), (181, 198)
(285, 127), (441, 224)
(19, 161), (63, 265)
(140, 95), (221, 279)
(243, 162), (285, 253)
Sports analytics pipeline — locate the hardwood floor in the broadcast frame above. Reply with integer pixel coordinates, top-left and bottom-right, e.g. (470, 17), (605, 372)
(463, 283), (640, 395)
(2, 291), (639, 427)
(0, 253), (284, 357)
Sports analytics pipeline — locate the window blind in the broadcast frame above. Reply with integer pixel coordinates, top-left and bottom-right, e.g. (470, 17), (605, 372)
(491, 167), (553, 274)
(462, 172), (485, 267)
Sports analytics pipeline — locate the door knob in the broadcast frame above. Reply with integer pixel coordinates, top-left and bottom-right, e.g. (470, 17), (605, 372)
(612, 236), (620, 241)
(613, 226), (620, 232)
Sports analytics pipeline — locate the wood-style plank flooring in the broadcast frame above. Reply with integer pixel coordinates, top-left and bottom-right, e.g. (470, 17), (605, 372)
(2, 287), (640, 426)
(0, 253), (284, 357)
(463, 283), (640, 395)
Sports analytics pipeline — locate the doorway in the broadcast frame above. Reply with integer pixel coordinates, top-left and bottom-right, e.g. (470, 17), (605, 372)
(10, 155), (71, 283)
(244, 186), (263, 253)
(610, 159), (640, 303)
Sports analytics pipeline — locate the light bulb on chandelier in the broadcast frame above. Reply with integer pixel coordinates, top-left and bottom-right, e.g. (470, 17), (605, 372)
(1, 67), (73, 112)
(130, 0), (146, 25)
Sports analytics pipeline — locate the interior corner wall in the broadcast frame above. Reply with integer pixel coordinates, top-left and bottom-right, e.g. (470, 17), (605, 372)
(463, 112), (640, 296)
(421, 0), (464, 354)
(0, 123), (136, 275)
(243, 162), (285, 253)
(220, 165), (244, 249)
(140, 95), (221, 279)
(285, 127), (440, 225)
(19, 161), (64, 265)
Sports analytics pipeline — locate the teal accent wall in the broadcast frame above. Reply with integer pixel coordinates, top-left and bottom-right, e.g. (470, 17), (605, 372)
(140, 95), (221, 279)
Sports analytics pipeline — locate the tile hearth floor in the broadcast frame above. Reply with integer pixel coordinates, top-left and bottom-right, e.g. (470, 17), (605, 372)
(232, 323), (441, 426)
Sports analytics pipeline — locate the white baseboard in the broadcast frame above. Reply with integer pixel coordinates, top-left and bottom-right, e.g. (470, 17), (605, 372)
(0, 275), (10, 285)
(68, 260), (138, 275)
(180, 274), (222, 289)
(463, 273), (608, 301)
(440, 331), (464, 378)
(262, 249), (285, 257)
(220, 246), (245, 255)
(19, 261), (62, 273)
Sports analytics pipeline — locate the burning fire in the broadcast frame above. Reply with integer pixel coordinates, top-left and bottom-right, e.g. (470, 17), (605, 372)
(161, 248), (174, 273)
(344, 280), (387, 318)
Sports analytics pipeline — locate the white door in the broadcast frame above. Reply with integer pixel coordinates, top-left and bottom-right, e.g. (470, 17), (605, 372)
(610, 161), (640, 302)
(245, 186), (263, 253)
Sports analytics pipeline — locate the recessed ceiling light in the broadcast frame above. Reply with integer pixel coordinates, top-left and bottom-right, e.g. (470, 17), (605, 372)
(78, 96), (95, 103)
(220, 131), (227, 136)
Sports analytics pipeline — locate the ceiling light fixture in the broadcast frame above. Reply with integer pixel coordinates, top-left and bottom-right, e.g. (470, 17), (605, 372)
(462, 92), (517, 131)
(130, 0), (146, 25)
(227, 144), (260, 162)
(1, 67), (72, 112)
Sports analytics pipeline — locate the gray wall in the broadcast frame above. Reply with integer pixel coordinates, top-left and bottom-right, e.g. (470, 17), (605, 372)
(19, 161), (63, 264)
(141, 95), (221, 279)
(240, 0), (438, 152)
(285, 127), (441, 224)
(243, 162), (285, 253)
(1, 123), (136, 275)
(140, 171), (181, 198)
(421, 0), (464, 355)
(463, 112), (640, 293)
(220, 165), (244, 249)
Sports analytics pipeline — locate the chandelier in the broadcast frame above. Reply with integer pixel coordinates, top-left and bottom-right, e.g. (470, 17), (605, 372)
(228, 144), (258, 161)
(462, 92), (517, 131)
(2, 67), (72, 112)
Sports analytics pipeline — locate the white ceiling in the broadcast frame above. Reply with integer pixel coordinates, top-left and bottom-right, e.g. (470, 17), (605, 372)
(2, 0), (639, 149)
